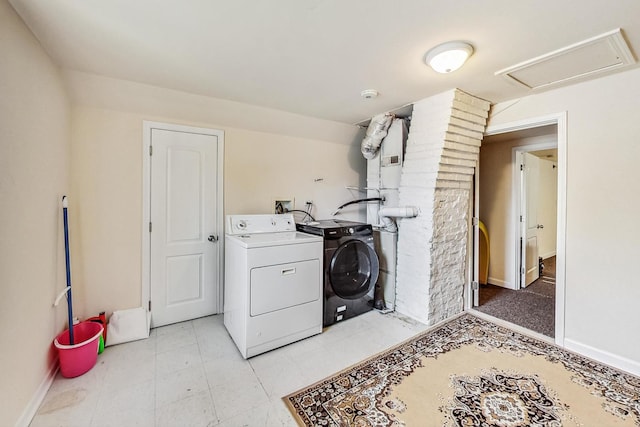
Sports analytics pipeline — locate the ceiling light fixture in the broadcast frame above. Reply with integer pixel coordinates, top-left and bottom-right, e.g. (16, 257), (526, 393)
(425, 41), (474, 73)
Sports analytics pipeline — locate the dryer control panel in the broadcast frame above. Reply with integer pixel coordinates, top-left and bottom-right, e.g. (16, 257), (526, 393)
(226, 214), (296, 235)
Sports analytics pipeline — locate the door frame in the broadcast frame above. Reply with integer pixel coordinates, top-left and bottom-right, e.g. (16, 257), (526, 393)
(141, 121), (225, 322)
(469, 112), (567, 346)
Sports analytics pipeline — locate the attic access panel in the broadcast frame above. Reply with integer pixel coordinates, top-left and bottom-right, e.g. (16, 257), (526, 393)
(496, 28), (636, 90)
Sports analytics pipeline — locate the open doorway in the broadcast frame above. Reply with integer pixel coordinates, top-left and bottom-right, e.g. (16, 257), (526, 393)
(468, 113), (566, 344)
(477, 143), (557, 337)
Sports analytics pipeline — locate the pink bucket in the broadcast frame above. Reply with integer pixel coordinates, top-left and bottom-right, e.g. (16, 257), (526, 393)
(54, 321), (103, 378)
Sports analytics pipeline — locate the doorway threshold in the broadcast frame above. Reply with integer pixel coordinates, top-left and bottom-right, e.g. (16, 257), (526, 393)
(467, 308), (555, 345)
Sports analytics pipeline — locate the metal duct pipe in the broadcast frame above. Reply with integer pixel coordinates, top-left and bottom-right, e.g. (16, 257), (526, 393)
(361, 113), (393, 159)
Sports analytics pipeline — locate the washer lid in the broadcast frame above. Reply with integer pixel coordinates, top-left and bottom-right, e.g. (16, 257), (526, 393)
(227, 231), (322, 249)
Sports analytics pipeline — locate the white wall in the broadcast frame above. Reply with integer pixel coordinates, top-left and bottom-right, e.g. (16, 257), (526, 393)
(66, 73), (366, 319)
(0, 3), (71, 425)
(487, 67), (640, 369)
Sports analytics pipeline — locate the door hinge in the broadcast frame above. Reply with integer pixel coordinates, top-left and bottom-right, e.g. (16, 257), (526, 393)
(520, 164), (524, 171)
(472, 217), (479, 226)
(149, 222), (152, 232)
(521, 266), (525, 274)
(148, 300), (151, 311)
(149, 145), (153, 156)
(472, 281), (479, 290)
(520, 215), (523, 222)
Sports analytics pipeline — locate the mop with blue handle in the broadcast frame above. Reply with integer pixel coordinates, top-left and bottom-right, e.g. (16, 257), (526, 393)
(62, 196), (74, 345)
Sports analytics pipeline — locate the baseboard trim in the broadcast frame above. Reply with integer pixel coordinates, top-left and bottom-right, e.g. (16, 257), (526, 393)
(486, 277), (515, 289)
(564, 338), (640, 377)
(469, 312), (640, 377)
(15, 359), (58, 427)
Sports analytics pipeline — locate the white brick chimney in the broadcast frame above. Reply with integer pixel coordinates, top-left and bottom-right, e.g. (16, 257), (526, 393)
(395, 89), (490, 325)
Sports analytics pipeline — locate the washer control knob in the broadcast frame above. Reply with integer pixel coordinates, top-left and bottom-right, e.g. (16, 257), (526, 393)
(348, 227), (354, 234)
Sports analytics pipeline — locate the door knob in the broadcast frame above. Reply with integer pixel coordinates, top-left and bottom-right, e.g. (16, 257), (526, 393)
(537, 224), (544, 229)
(208, 235), (218, 242)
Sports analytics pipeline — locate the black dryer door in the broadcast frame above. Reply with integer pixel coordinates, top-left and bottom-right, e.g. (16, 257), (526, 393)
(328, 239), (379, 299)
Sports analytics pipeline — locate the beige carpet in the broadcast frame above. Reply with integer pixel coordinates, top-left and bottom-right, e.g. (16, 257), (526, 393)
(284, 313), (640, 426)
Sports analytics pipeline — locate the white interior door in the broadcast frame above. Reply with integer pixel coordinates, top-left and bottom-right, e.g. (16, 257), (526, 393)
(149, 126), (222, 327)
(521, 152), (540, 288)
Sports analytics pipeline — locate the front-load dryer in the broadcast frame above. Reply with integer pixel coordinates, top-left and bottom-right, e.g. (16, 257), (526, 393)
(296, 220), (379, 326)
(224, 214), (323, 358)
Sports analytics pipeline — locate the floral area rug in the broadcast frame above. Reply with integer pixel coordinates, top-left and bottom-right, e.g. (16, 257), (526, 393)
(284, 313), (640, 426)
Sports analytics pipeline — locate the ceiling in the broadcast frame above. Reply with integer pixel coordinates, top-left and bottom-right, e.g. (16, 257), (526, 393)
(484, 125), (557, 144)
(531, 149), (558, 162)
(9, 0), (640, 125)
(483, 125), (558, 160)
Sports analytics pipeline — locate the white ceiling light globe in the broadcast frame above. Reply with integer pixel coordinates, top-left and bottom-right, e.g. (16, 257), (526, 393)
(425, 42), (474, 73)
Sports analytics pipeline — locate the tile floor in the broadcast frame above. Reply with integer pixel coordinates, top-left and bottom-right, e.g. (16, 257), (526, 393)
(30, 310), (428, 426)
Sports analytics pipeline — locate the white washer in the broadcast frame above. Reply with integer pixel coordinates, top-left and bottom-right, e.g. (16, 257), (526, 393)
(224, 214), (323, 358)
